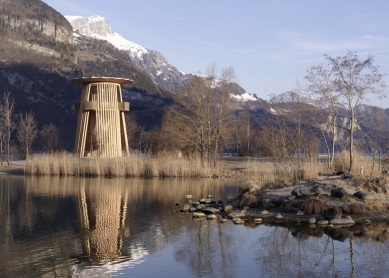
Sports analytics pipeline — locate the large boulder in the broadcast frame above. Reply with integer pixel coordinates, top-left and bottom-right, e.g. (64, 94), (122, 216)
(354, 190), (378, 201)
(292, 186), (312, 198)
(331, 187), (348, 199)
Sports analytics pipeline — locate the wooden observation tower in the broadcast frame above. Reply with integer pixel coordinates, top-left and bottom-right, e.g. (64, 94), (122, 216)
(72, 77), (132, 158)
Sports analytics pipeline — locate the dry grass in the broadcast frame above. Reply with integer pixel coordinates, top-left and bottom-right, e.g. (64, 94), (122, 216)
(25, 152), (222, 178)
(342, 203), (365, 215)
(302, 198), (328, 215)
(240, 159), (321, 190)
(333, 151), (386, 175)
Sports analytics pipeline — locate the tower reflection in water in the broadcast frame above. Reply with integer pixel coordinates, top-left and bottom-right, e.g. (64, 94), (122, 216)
(76, 179), (129, 262)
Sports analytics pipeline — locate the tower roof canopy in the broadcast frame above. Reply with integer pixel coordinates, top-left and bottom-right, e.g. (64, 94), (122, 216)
(71, 77), (134, 84)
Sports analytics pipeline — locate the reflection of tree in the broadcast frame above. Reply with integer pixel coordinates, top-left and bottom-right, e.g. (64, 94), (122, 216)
(173, 220), (236, 278)
(252, 223), (389, 277)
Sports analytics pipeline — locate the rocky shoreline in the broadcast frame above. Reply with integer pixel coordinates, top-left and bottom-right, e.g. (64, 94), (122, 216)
(171, 174), (389, 242)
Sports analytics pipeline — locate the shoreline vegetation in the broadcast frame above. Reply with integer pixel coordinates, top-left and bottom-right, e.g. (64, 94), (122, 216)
(25, 152), (224, 178)
(6, 151), (389, 221)
(22, 151), (386, 181)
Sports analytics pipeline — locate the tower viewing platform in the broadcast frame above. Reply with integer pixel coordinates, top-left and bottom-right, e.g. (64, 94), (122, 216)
(72, 77), (132, 158)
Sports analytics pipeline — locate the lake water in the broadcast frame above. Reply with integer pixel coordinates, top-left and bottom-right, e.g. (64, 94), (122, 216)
(1, 175), (389, 277)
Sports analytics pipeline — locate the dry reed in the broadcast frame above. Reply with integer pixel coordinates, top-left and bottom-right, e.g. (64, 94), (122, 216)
(241, 159), (321, 190)
(302, 198), (328, 215)
(25, 152), (222, 178)
(333, 151), (386, 175)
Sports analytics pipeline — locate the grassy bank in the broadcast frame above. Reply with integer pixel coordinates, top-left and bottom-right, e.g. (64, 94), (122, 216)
(25, 152), (222, 178)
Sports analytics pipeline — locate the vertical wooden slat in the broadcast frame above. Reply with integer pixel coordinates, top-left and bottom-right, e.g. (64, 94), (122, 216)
(74, 79), (130, 158)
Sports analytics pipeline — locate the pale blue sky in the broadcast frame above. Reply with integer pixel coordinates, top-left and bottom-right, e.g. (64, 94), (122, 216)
(44, 0), (389, 107)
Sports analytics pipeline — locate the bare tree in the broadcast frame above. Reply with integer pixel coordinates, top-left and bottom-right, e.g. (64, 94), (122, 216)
(0, 92), (15, 166)
(163, 65), (235, 165)
(40, 123), (62, 153)
(305, 61), (340, 170)
(125, 113), (144, 151)
(305, 51), (386, 172)
(16, 112), (38, 159)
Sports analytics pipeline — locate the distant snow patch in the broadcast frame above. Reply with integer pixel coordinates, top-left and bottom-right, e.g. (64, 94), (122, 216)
(230, 93), (257, 102)
(64, 15), (83, 22)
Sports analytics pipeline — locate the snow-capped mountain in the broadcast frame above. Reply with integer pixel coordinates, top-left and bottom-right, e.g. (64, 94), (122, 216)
(65, 15), (187, 91)
(65, 15), (256, 101)
(270, 91), (318, 105)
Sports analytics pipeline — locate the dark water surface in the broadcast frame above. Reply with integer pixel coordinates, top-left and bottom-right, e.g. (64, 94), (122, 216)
(1, 176), (389, 277)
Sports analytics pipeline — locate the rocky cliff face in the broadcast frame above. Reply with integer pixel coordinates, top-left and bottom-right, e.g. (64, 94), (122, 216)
(0, 0), (73, 45)
(66, 15), (188, 92)
(0, 14), (73, 45)
(135, 50), (187, 92)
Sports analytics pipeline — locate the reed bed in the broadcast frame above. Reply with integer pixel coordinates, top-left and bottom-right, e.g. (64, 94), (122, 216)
(240, 159), (322, 190)
(333, 151), (387, 175)
(25, 152), (222, 178)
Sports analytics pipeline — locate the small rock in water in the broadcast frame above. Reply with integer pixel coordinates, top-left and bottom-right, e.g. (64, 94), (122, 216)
(318, 220), (329, 225)
(183, 204), (191, 212)
(207, 214), (217, 220)
(254, 218), (262, 223)
(296, 210), (305, 216)
(202, 207), (220, 214)
(219, 218), (228, 223)
(346, 216), (353, 220)
(261, 210), (269, 215)
(330, 218), (355, 225)
(309, 217), (316, 224)
(220, 204), (233, 212)
(192, 212), (206, 218)
(188, 207), (197, 213)
(196, 204), (205, 210)
(228, 211), (245, 219)
(205, 198), (212, 204)
(243, 206), (250, 210)
(192, 201), (200, 206)
(185, 194), (193, 199)
(207, 194), (214, 199)
(175, 202), (180, 206)
(276, 213), (283, 219)
(199, 198), (206, 204)
(233, 219), (245, 225)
